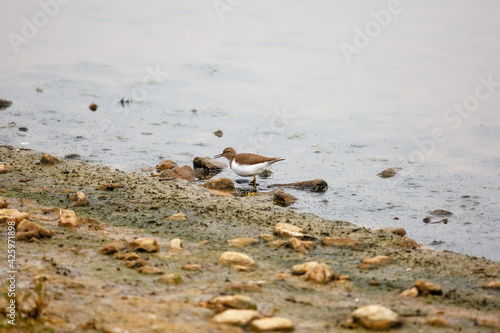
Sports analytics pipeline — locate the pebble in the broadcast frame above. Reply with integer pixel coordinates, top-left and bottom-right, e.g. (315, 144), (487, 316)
(395, 237), (420, 249)
(211, 309), (261, 326)
(181, 264), (201, 271)
(268, 239), (288, 248)
(40, 153), (60, 165)
(288, 237), (314, 253)
(58, 209), (79, 228)
(362, 255), (391, 266)
(213, 130), (223, 138)
(156, 159), (178, 170)
(272, 188), (297, 207)
(137, 265), (163, 275)
(166, 238), (183, 251)
(0, 197), (8, 209)
(273, 222), (304, 239)
(124, 259), (149, 269)
(291, 261), (319, 275)
(0, 98), (13, 109)
(225, 283), (261, 292)
(218, 251), (257, 269)
(193, 156), (226, 171)
(399, 287), (419, 297)
(303, 263), (334, 283)
(159, 165), (196, 181)
(414, 280), (443, 296)
(0, 164), (13, 174)
(378, 227), (406, 237)
(17, 219), (52, 238)
(16, 230), (40, 241)
(208, 295), (257, 310)
(203, 177), (235, 191)
(269, 179), (328, 193)
(89, 103), (98, 111)
(430, 209), (453, 217)
(350, 304), (401, 330)
(99, 241), (125, 255)
(122, 253), (140, 261)
(377, 167), (401, 178)
(259, 234), (274, 241)
(157, 273), (182, 285)
(426, 316), (449, 327)
(228, 237), (258, 247)
(128, 238), (160, 253)
(251, 317), (294, 331)
(322, 237), (361, 248)
(96, 183), (124, 190)
(69, 191), (89, 207)
(480, 281), (500, 289)
(163, 213), (187, 222)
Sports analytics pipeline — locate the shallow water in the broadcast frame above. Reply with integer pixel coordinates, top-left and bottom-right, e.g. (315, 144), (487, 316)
(1, 1), (499, 260)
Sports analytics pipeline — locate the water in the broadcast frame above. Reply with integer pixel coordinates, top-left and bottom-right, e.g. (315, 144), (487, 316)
(1, 1), (499, 261)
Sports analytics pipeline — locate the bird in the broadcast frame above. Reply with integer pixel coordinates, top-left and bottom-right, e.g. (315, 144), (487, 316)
(214, 147), (284, 187)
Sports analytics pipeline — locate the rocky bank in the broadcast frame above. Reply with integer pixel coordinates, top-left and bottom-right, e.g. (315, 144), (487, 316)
(0, 145), (499, 332)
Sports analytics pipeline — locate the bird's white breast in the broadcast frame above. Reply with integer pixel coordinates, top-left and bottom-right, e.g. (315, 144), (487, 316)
(230, 160), (273, 177)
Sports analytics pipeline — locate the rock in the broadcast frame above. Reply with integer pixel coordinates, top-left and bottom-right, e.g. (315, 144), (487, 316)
(423, 216), (432, 223)
(0, 98), (13, 109)
(288, 237), (314, 253)
(303, 263), (334, 283)
(96, 183), (124, 190)
(322, 237), (361, 248)
(163, 213), (187, 222)
(274, 223), (304, 239)
(225, 283), (261, 292)
(181, 264), (201, 271)
(350, 304), (401, 330)
(396, 237), (420, 249)
(167, 238), (183, 251)
(213, 130), (223, 138)
(124, 259), (149, 269)
(229, 238), (258, 247)
(0, 164), (13, 174)
(0, 197), (8, 209)
(99, 241), (125, 255)
(58, 209), (79, 228)
(211, 309), (261, 326)
(158, 273), (182, 285)
(15, 230), (39, 241)
(377, 167), (401, 178)
(362, 256), (391, 266)
(259, 234), (274, 241)
(414, 280), (443, 296)
(480, 281), (500, 289)
(40, 153), (60, 165)
(218, 251), (257, 269)
(159, 165), (196, 181)
(291, 261), (319, 275)
(193, 156), (226, 171)
(203, 177), (235, 191)
(137, 265), (163, 275)
(69, 191), (89, 207)
(268, 240), (288, 248)
(128, 238), (160, 253)
(0, 209), (29, 226)
(426, 316), (449, 327)
(156, 159), (178, 170)
(122, 253), (140, 261)
(251, 317), (294, 331)
(89, 103), (98, 111)
(17, 219), (51, 238)
(272, 188), (297, 207)
(378, 227), (406, 237)
(269, 179), (328, 192)
(430, 209), (453, 217)
(208, 295), (257, 310)
(399, 287), (419, 297)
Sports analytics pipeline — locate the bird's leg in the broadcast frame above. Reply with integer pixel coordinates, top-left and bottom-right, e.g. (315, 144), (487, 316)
(251, 175), (257, 188)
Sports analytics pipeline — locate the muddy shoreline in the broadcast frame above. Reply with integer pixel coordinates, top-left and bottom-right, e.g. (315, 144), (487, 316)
(1, 145), (499, 332)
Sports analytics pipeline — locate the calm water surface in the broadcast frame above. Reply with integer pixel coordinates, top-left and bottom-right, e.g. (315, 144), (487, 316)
(1, 1), (499, 260)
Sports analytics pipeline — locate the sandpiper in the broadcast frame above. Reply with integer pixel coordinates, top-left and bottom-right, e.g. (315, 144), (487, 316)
(214, 147), (284, 187)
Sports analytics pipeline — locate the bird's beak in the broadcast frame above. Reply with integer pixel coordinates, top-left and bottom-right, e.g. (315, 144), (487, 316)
(214, 153), (222, 159)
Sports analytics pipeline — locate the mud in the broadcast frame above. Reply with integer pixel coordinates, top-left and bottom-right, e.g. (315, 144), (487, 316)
(0, 145), (499, 332)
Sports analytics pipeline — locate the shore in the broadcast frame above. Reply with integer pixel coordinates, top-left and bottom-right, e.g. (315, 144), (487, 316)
(1, 144), (499, 332)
